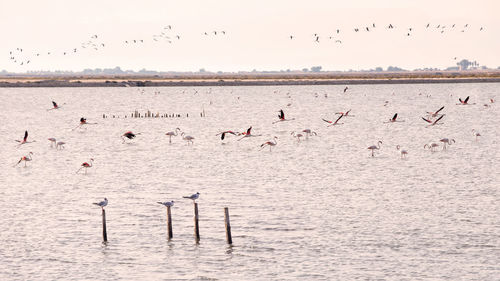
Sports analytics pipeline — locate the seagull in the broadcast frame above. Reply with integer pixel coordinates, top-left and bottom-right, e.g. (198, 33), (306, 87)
(157, 201), (175, 207)
(93, 198), (108, 208)
(183, 192), (200, 201)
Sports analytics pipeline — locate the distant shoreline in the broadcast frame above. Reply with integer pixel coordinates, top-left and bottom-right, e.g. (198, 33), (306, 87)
(1, 73), (500, 87)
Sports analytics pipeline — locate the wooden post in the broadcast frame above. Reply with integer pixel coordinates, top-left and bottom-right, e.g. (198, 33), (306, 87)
(224, 207), (232, 244)
(102, 208), (108, 242)
(194, 203), (200, 243)
(167, 206), (173, 240)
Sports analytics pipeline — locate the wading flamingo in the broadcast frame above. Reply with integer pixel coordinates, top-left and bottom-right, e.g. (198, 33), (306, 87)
(367, 141), (382, 157)
(56, 141), (66, 149)
(424, 143), (440, 152)
(396, 145), (408, 159)
(439, 138), (455, 150)
(165, 128), (181, 144)
(14, 152), (33, 167)
(260, 136), (278, 152)
(302, 129), (317, 139)
(472, 129), (481, 141)
(291, 132), (304, 142)
(181, 132), (195, 145)
(48, 138), (57, 147)
(76, 158), (94, 174)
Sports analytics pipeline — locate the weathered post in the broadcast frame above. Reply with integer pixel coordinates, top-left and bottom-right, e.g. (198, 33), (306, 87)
(224, 207), (232, 244)
(102, 208), (108, 242)
(167, 205), (173, 240)
(194, 203), (200, 243)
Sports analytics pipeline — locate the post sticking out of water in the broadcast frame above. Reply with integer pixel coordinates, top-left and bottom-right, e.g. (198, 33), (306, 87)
(102, 208), (108, 242)
(194, 202), (200, 243)
(167, 206), (173, 240)
(224, 207), (232, 245)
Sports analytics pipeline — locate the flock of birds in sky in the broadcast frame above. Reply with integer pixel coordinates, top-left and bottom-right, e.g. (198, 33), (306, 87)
(7, 22), (486, 67)
(11, 86), (495, 211)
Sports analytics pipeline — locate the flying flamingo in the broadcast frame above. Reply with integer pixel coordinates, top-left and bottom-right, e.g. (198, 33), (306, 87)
(122, 131), (139, 143)
(367, 141), (382, 157)
(343, 86), (349, 93)
(216, 130), (238, 141)
(457, 96), (475, 105)
(14, 152), (33, 167)
(396, 145), (408, 159)
(424, 143), (440, 152)
(260, 136), (278, 151)
(335, 109), (354, 117)
(238, 126), (261, 141)
(76, 158), (94, 174)
(15, 130), (35, 146)
(471, 129), (481, 141)
(384, 113), (404, 123)
(439, 138), (455, 150)
(290, 132), (304, 142)
(165, 128), (181, 144)
(322, 114), (344, 127)
(426, 106), (445, 117)
(181, 132), (195, 145)
(301, 129), (317, 139)
(273, 109), (295, 124)
(423, 114), (445, 127)
(72, 117), (97, 130)
(47, 101), (63, 110)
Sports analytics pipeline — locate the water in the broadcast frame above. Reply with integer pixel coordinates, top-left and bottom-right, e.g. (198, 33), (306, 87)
(0, 83), (499, 280)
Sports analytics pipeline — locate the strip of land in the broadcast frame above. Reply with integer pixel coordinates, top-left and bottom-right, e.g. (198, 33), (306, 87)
(1, 71), (499, 87)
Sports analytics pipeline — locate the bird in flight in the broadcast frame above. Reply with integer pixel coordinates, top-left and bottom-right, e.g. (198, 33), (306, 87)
(426, 106), (445, 117)
(422, 114), (445, 127)
(15, 130), (35, 146)
(322, 114), (344, 127)
(273, 109), (295, 124)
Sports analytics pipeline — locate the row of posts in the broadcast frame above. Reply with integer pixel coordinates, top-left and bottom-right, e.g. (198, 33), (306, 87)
(101, 204), (232, 245)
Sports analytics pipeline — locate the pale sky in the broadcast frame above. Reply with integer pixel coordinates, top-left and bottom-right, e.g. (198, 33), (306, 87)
(1, 0), (499, 72)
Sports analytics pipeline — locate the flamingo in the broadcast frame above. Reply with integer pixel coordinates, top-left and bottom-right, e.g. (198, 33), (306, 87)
(165, 128), (181, 144)
(439, 138), (455, 150)
(181, 132), (195, 145)
(56, 141), (66, 149)
(273, 109), (295, 124)
(14, 152), (33, 167)
(343, 86), (349, 93)
(457, 96), (475, 105)
(335, 109), (354, 117)
(426, 106), (445, 117)
(423, 114), (445, 127)
(301, 129), (317, 139)
(260, 136), (278, 151)
(322, 114), (344, 127)
(472, 129), (481, 141)
(216, 130), (238, 141)
(122, 131), (139, 143)
(47, 101), (62, 110)
(76, 158), (94, 174)
(367, 141), (382, 157)
(396, 145), (408, 159)
(15, 130), (35, 146)
(384, 113), (404, 123)
(48, 137), (57, 147)
(238, 126), (261, 141)
(424, 143), (440, 152)
(290, 132), (303, 142)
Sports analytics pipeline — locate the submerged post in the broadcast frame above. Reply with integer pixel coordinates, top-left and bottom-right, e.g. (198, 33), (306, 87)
(194, 202), (200, 243)
(224, 207), (232, 244)
(167, 205), (173, 240)
(102, 208), (108, 242)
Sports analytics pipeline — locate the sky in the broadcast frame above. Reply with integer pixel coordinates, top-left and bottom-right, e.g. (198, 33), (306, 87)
(1, 0), (499, 72)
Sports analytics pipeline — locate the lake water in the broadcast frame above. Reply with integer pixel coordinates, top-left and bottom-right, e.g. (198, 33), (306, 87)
(0, 83), (499, 280)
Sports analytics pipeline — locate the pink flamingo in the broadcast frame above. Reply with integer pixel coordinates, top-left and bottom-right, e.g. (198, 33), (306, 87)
(291, 132), (304, 142)
(426, 106), (445, 117)
(422, 114), (445, 127)
(122, 131), (139, 143)
(384, 113), (404, 123)
(396, 145), (408, 158)
(322, 114), (344, 127)
(48, 137), (57, 147)
(76, 159), (94, 174)
(367, 141), (382, 157)
(15, 130), (35, 146)
(238, 126), (262, 141)
(56, 141), (66, 149)
(439, 138), (455, 150)
(457, 96), (475, 105)
(472, 129), (481, 141)
(165, 128), (181, 144)
(335, 109), (355, 117)
(260, 136), (278, 151)
(216, 130), (238, 141)
(14, 152), (33, 167)
(424, 143), (440, 152)
(47, 101), (63, 111)
(181, 132), (195, 145)
(273, 109), (295, 124)
(301, 129), (317, 139)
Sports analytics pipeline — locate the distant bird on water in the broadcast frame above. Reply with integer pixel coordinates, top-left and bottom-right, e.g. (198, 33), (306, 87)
(14, 152), (33, 167)
(368, 141), (382, 157)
